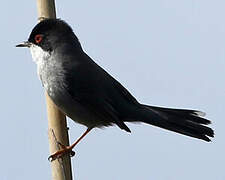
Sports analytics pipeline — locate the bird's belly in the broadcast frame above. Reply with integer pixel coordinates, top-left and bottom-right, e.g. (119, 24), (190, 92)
(46, 85), (112, 128)
(39, 65), (113, 128)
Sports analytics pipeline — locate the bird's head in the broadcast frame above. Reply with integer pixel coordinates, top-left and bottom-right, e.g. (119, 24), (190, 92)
(16, 19), (82, 63)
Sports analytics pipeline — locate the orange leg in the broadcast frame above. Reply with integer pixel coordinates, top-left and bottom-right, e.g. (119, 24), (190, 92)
(48, 128), (92, 162)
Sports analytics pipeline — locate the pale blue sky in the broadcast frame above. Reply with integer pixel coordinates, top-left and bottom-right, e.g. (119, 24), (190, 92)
(1, 0), (224, 179)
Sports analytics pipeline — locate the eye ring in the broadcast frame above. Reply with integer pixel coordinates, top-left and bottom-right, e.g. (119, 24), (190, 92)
(35, 34), (43, 44)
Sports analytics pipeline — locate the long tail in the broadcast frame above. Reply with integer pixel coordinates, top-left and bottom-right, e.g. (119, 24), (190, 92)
(129, 105), (214, 142)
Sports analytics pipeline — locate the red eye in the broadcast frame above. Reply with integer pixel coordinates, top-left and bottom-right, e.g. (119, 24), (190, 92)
(35, 34), (43, 44)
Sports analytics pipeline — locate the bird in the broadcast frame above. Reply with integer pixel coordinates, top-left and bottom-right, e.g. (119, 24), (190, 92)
(16, 18), (214, 161)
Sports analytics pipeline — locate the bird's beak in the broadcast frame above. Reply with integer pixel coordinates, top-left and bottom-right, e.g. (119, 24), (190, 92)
(16, 41), (31, 48)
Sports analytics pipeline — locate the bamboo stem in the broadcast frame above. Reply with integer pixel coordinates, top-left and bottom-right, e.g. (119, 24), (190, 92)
(36, 0), (73, 179)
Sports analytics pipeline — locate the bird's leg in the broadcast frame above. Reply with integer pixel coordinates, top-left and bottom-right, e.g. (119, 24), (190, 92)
(48, 128), (92, 162)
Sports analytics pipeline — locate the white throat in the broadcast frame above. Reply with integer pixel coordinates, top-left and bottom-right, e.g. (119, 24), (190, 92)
(29, 44), (51, 78)
(30, 44), (50, 64)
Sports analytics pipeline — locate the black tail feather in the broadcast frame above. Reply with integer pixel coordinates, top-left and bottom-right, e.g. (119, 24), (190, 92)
(148, 106), (211, 125)
(132, 105), (214, 142)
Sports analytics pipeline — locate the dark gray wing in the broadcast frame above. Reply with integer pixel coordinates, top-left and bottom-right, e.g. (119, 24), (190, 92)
(62, 53), (139, 132)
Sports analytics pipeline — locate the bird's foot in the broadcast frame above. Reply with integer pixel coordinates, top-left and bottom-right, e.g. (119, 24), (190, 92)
(48, 128), (92, 162)
(48, 143), (75, 162)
